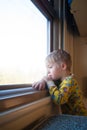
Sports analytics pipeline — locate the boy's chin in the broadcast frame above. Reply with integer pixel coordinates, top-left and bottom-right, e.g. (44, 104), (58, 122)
(52, 78), (56, 80)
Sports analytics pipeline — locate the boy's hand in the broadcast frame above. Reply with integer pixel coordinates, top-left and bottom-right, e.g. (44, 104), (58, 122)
(32, 76), (53, 90)
(32, 79), (46, 90)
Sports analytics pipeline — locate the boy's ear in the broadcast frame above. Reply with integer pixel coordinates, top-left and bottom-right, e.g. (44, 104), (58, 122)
(61, 63), (67, 70)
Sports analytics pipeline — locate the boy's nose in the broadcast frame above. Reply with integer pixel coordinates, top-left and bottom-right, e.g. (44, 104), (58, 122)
(47, 70), (50, 75)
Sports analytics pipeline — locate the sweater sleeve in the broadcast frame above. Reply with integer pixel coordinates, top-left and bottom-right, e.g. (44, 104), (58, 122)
(46, 80), (72, 105)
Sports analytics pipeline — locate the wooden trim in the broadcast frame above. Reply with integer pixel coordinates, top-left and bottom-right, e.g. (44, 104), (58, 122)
(0, 84), (51, 130)
(0, 97), (52, 130)
(0, 86), (49, 112)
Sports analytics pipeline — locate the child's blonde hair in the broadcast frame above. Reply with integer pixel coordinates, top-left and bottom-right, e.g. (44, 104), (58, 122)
(45, 49), (72, 71)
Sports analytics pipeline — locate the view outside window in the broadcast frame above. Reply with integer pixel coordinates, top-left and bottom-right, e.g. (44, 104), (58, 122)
(0, 0), (49, 84)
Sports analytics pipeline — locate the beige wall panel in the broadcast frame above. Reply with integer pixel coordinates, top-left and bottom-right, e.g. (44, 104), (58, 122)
(73, 37), (87, 89)
(64, 21), (74, 73)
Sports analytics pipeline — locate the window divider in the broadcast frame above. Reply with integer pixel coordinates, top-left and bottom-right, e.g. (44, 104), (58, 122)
(31, 0), (57, 20)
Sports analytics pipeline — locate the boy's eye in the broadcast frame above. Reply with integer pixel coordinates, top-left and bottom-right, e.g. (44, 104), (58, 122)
(48, 66), (52, 68)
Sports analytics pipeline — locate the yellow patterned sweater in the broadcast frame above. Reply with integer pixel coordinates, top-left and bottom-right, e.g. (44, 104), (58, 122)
(47, 76), (87, 116)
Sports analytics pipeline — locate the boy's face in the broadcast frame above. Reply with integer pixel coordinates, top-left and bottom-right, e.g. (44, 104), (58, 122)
(46, 62), (63, 80)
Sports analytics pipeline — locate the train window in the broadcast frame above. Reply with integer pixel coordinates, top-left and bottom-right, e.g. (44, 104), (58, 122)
(0, 0), (51, 84)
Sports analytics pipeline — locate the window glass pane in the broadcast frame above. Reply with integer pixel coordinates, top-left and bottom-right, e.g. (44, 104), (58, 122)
(0, 0), (49, 84)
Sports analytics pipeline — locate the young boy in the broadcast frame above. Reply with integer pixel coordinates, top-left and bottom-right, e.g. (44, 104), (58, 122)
(32, 49), (87, 116)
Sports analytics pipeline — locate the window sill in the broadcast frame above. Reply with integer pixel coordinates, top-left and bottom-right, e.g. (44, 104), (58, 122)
(0, 84), (60, 130)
